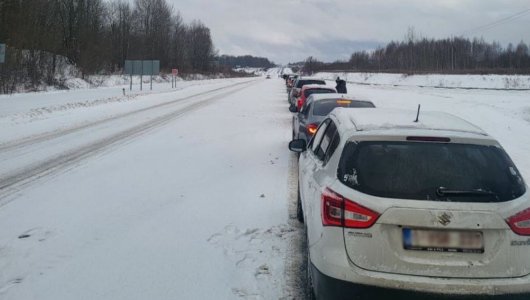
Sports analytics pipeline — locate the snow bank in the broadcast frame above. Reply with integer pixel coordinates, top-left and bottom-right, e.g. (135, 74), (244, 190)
(233, 67), (265, 75)
(315, 72), (530, 90)
(234, 67), (292, 77)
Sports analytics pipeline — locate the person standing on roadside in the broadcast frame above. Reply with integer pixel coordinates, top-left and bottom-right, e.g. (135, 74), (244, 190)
(335, 77), (347, 94)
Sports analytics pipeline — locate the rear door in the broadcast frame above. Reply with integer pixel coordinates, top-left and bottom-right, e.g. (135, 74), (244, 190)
(337, 140), (530, 278)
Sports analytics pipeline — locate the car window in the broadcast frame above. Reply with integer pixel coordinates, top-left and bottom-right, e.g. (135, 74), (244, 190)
(315, 121), (337, 161)
(338, 141), (526, 202)
(310, 119), (330, 153)
(324, 129), (340, 164)
(301, 102), (312, 118)
(313, 99), (375, 116)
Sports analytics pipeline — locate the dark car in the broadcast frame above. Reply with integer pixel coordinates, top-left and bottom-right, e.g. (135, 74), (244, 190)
(291, 94), (375, 142)
(288, 77), (326, 104)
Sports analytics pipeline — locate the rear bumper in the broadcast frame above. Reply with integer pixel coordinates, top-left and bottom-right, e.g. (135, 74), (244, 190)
(311, 263), (530, 300)
(309, 229), (530, 298)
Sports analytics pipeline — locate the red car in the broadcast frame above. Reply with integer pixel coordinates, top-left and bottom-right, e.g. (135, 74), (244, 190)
(296, 85), (337, 111)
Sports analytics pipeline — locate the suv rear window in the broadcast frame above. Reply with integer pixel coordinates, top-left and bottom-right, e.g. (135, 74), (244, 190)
(304, 88), (335, 98)
(296, 80), (325, 88)
(313, 99), (375, 116)
(338, 141), (526, 202)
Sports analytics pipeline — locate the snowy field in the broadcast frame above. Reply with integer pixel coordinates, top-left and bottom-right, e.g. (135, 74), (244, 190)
(315, 71), (530, 90)
(0, 75), (530, 299)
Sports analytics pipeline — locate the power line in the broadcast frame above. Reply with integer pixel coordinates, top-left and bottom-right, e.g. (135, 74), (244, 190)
(460, 8), (530, 36)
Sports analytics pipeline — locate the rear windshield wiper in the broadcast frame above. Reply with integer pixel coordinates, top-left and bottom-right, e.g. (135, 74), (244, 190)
(436, 187), (498, 199)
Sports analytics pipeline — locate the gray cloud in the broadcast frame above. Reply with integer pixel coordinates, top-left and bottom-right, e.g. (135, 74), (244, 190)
(167, 0), (530, 64)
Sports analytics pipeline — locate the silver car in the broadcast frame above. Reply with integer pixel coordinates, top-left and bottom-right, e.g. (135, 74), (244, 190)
(291, 94), (375, 142)
(289, 108), (530, 299)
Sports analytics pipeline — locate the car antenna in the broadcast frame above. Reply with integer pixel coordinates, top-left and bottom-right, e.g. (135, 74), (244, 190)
(414, 104), (421, 122)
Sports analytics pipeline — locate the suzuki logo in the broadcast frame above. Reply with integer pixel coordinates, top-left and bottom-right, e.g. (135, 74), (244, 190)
(438, 212), (452, 226)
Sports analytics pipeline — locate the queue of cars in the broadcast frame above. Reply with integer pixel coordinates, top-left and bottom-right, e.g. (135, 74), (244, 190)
(283, 75), (530, 300)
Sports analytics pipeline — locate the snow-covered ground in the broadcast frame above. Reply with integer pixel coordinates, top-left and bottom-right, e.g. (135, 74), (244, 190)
(0, 75), (529, 299)
(315, 72), (530, 90)
(342, 83), (530, 181)
(233, 67), (292, 78)
(0, 77), (305, 300)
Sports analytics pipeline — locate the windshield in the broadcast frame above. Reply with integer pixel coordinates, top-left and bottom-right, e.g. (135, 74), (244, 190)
(313, 99), (375, 116)
(338, 141), (526, 202)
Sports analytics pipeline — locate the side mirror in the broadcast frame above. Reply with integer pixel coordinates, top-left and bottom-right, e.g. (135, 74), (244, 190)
(289, 104), (298, 113)
(289, 139), (307, 153)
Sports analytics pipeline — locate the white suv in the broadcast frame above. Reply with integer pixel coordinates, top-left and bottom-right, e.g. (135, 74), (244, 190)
(289, 108), (529, 299)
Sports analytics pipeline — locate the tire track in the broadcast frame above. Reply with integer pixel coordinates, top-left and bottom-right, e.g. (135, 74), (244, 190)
(283, 152), (308, 299)
(0, 80), (258, 202)
(0, 79), (256, 153)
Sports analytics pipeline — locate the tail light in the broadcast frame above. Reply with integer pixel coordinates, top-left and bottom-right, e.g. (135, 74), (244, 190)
(306, 123), (318, 136)
(321, 188), (379, 228)
(507, 208), (530, 235)
(297, 98), (303, 110)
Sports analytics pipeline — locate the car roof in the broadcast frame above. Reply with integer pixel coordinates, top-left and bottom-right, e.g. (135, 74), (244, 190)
(301, 84), (334, 90)
(330, 108), (488, 136)
(296, 77), (325, 82)
(308, 94), (373, 104)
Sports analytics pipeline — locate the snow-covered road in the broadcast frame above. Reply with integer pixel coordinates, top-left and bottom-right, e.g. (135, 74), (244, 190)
(1, 77), (529, 299)
(0, 78), (304, 299)
(0, 79), (258, 196)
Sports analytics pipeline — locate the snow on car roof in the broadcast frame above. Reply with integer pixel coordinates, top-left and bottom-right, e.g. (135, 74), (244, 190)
(309, 94), (373, 104)
(301, 84), (335, 90)
(330, 108), (488, 136)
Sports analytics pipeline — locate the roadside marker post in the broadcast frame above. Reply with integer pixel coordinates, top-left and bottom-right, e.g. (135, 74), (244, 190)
(172, 68), (178, 88)
(0, 44), (5, 64)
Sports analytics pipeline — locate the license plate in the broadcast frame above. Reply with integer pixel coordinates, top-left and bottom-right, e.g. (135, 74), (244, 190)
(403, 228), (484, 253)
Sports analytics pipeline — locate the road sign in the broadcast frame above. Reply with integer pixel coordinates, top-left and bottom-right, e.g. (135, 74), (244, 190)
(172, 68), (178, 76)
(124, 60), (160, 91)
(124, 60), (160, 75)
(0, 44), (5, 64)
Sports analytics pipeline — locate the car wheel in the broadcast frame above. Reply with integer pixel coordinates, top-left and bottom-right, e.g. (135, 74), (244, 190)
(306, 246), (316, 300)
(297, 184), (304, 223)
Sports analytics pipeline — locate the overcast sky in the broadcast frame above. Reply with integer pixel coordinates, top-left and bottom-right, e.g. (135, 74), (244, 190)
(167, 0), (530, 64)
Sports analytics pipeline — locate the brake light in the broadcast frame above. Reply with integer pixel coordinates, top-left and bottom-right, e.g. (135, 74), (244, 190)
(306, 123), (318, 135)
(407, 136), (451, 142)
(297, 98), (303, 110)
(336, 100), (352, 105)
(321, 188), (379, 228)
(507, 208), (530, 235)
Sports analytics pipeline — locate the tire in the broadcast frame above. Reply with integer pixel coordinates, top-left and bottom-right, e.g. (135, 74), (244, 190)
(297, 184), (304, 223)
